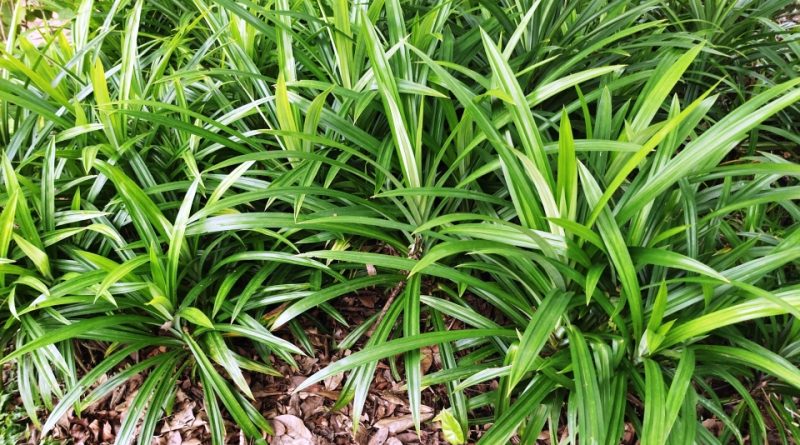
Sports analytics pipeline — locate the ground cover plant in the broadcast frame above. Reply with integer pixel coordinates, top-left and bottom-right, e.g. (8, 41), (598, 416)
(0, 0), (799, 443)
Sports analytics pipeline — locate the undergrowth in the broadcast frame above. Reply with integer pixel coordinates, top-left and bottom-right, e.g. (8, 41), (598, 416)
(0, 0), (799, 444)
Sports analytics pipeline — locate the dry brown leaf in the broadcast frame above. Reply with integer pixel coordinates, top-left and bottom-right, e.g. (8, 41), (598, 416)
(377, 392), (405, 406)
(367, 427), (388, 445)
(420, 347), (434, 374)
(166, 431), (182, 445)
(88, 420), (100, 442)
(271, 414), (314, 445)
(102, 421), (114, 442)
(323, 373), (344, 391)
(373, 412), (434, 434)
(162, 402), (196, 433)
(300, 395), (325, 417)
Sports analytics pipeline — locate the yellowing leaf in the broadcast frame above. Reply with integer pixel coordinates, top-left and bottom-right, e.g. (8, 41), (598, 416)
(434, 409), (465, 445)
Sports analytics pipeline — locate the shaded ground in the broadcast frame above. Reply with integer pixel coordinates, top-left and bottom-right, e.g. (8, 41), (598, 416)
(1, 273), (793, 444)
(32, 350), (451, 445)
(0, 287), (737, 445)
(5, 336), (453, 444)
(3, 287), (476, 445)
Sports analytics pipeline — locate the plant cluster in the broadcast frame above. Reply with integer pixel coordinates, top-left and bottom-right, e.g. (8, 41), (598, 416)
(0, 0), (799, 444)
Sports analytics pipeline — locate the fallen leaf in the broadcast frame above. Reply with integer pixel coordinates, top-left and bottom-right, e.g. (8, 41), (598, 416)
(373, 412), (434, 434)
(166, 431), (182, 445)
(420, 347), (434, 374)
(323, 373), (344, 391)
(367, 427), (388, 445)
(161, 400), (197, 433)
(102, 421), (114, 442)
(271, 415), (314, 445)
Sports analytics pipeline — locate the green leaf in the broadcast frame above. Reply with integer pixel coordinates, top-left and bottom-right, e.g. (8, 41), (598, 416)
(621, 79), (800, 223)
(404, 274), (423, 432)
(410, 240), (525, 276)
(629, 45), (703, 134)
(0, 188), (18, 285)
(507, 290), (571, 394)
(361, 11), (420, 191)
(0, 316), (152, 365)
(569, 326), (605, 445)
(662, 287), (800, 348)
(273, 275), (400, 328)
(116, 355), (177, 445)
(12, 234), (51, 279)
(476, 376), (556, 444)
(586, 87), (714, 228)
(642, 358), (667, 445)
(95, 256), (149, 299)
(206, 331), (253, 399)
(183, 331), (270, 442)
(664, 348), (695, 439)
(167, 179), (198, 301)
(179, 307), (214, 330)
(435, 409), (466, 445)
(480, 28), (551, 184)
(578, 162), (643, 340)
(94, 160), (172, 246)
(695, 342), (800, 390)
(585, 265), (605, 305)
(631, 248), (728, 283)
(294, 329), (516, 393)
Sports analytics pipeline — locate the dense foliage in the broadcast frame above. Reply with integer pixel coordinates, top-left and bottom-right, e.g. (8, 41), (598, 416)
(1, 0), (799, 443)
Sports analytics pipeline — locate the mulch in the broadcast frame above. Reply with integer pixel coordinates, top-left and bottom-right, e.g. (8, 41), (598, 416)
(3, 284), (772, 445)
(28, 344), (454, 445)
(9, 287), (488, 445)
